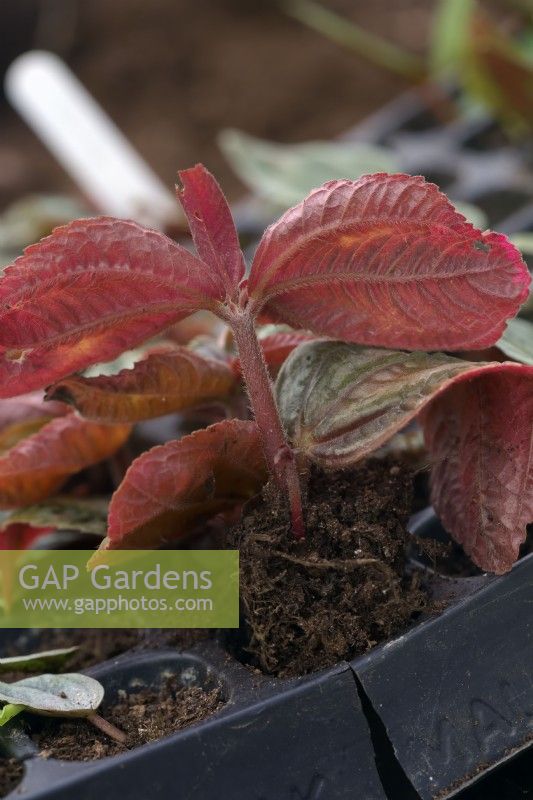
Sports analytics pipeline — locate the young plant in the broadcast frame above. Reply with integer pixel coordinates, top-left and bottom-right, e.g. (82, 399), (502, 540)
(0, 167), (530, 573)
(0, 648), (125, 743)
(0, 672), (125, 743)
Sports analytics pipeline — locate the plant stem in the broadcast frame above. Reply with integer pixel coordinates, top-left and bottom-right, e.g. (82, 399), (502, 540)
(231, 311), (305, 539)
(283, 0), (426, 81)
(88, 713), (128, 744)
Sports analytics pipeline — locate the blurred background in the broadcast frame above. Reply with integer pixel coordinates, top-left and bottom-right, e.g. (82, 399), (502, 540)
(1, 0), (532, 241)
(0, 0), (433, 206)
(1, 0), (533, 227)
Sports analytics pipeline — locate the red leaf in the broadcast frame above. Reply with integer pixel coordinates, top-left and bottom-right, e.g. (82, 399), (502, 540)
(105, 419), (267, 548)
(47, 347), (237, 423)
(0, 391), (67, 433)
(247, 174), (530, 351)
(0, 414), (131, 507)
(0, 217), (224, 398)
(178, 165), (245, 297)
(0, 524), (55, 550)
(421, 364), (533, 573)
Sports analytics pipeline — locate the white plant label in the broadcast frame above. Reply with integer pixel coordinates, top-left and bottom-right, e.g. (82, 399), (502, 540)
(5, 51), (180, 230)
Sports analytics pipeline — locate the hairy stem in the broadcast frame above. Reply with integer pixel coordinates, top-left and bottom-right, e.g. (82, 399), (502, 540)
(231, 310), (305, 539)
(88, 712), (128, 744)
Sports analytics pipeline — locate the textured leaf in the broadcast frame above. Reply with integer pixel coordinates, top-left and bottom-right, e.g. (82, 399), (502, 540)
(178, 165), (245, 296)
(218, 129), (397, 208)
(276, 340), (492, 468)
(0, 415), (131, 508)
(0, 217), (223, 398)
(278, 340), (533, 572)
(47, 348), (237, 423)
(0, 498), (109, 537)
(421, 364), (533, 573)
(496, 318), (533, 365)
(0, 647), (78, 673)
(248, 174), (530, 351)
(105, 419), (267, 549)
(0, 673), (103, 717)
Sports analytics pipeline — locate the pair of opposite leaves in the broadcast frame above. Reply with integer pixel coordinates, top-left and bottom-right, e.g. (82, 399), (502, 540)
(0, 167), (531, 574)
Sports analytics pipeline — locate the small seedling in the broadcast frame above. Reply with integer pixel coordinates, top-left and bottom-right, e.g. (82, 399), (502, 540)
(0, 672), (126, 744)
(0, 168), (531, 574)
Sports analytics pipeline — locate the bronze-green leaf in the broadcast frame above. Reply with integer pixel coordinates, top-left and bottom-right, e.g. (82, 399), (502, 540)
(275, 340), (488, 468)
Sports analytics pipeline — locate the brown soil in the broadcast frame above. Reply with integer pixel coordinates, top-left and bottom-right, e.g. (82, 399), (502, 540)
(228, 459), (429, 677)
(0, 0), (433, 208)
(33, 675), (223, 761)
(0, 759), (23, 798)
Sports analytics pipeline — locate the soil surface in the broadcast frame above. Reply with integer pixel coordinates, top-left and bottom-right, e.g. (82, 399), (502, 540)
(228, 459), (429, 677)
(0, 759), (23, 798)
(0, 0), (433, 208)
(34, 675), (223, 761)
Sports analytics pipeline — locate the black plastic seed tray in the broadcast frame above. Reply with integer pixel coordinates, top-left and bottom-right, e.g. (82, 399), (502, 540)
(0, 644), (385, 800)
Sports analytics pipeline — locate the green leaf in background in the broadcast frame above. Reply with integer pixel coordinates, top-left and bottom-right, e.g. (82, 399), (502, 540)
(218, 129), (397, 208)
(512, 233), (533, 257)
(0, 704), (24, 726)
(0, 194), (90, 269)
(430, 0), (475, 74)
(496, 318), (533, 365)
(0, 674), (104, 718)
(453, 201), (488, 229)
(0, 647), (79, 674)
(462, 11), (533, 132)
(518, 290), (533, 320)
(0, 498), (109, 537)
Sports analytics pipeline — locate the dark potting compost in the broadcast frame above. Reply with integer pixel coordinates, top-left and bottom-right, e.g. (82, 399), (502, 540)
(229, 459), (429, 677)
(0, 758), (23, 798)
(33, 676), (224, 761)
